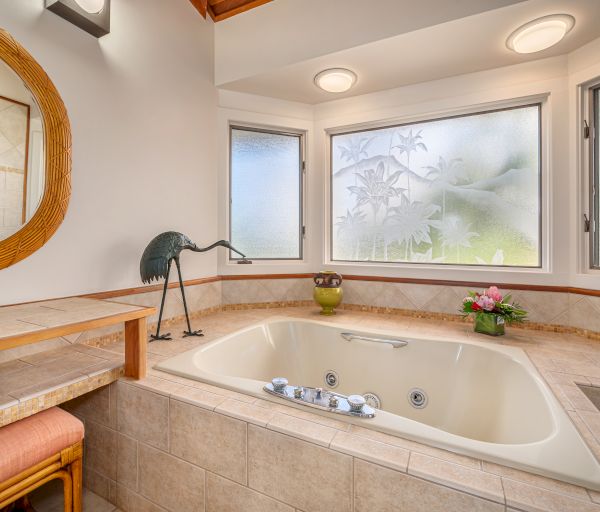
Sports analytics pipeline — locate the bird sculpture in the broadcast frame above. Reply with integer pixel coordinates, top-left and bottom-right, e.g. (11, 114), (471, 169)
(140, 231), (249, 341)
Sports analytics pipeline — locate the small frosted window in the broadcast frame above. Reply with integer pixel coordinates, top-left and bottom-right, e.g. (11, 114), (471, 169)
(230, 127), (302, 259)
(331, 104), (541, 267)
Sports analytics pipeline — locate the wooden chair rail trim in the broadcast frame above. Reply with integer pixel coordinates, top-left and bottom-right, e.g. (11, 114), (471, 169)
(0, 307), (155, 351)
(33, 277), (600, 300)
(82, 276), (220, 300)
(5, 275), (600, 309)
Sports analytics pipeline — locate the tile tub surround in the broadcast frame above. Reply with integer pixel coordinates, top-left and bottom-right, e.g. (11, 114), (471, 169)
(4, 276), (600, 364)
(222, 277), (600, 338)
(62, 307), (600, 512)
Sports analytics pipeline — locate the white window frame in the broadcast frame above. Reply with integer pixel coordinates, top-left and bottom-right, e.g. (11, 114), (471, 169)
(580, 78), (600, 272)
(324, 94), (550, 273)
(228, 123), (307, 262)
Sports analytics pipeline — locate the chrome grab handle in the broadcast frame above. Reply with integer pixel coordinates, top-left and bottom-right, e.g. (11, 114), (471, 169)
(341, 332), (408, 348)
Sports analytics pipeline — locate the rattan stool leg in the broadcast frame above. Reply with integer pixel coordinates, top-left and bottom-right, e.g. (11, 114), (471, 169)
(70, 457), (82, 512)
(61, 471), (72, 512)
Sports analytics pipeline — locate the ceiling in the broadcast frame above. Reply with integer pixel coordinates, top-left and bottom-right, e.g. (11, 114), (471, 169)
(189, 0), (272, 22)
(214, 0), (600, 104)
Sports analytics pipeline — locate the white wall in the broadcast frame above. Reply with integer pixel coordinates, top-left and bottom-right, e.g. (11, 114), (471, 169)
(217, 43), (600, 289)
(0, 0), (219, 305)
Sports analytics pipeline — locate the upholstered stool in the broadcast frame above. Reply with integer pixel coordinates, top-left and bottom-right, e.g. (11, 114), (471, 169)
(0, 408), (84, 512)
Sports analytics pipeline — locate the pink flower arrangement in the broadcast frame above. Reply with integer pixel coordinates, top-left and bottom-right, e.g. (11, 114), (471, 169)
(461, 286), (527, 323)
(486, 286), (503, 302)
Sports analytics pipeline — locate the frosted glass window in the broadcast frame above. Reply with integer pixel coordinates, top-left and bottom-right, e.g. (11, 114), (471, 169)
(230, 127), (303, 259)
(331, 104), (541, 266)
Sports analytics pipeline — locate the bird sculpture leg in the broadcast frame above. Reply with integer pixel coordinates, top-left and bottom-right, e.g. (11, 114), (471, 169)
(150, 259), (173, 341)
(174, 257), (204, 338)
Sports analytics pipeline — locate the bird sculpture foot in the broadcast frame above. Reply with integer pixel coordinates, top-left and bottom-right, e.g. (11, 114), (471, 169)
(150, 333), (172, 342)
(183, 329), (204, 338)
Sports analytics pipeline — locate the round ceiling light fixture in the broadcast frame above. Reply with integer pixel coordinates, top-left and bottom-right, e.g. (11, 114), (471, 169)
(314, 68), (357, 93)
(74, 0), (106, 14)
(506, 14), (575, 54)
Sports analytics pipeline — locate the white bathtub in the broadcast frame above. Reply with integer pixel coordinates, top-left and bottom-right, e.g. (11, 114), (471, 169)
(156, 318), (600, 489)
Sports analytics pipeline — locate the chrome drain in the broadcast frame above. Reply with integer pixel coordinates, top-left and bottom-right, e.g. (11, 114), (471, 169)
(408, 388), (428, 409)
(324, 370), (339, 388)
(363, 392), (381, 409)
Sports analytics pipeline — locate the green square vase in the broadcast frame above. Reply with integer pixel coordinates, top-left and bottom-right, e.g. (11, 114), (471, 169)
(474, 314), (505, 336)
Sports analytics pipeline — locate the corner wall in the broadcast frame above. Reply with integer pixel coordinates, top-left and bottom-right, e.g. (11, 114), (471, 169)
(0, 0), (219, 305)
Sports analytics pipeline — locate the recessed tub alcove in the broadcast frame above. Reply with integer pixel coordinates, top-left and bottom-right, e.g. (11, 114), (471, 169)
(157, 317), (600, 490)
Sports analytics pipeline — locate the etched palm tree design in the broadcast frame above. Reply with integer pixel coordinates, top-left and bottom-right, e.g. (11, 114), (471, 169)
(439, 217), (479, 262)
(348, 162), (404, 221)
(347, 162), (404, 259)
(338, 136), (376, 164)
(384, 198), (440, 260)
(336, 209), (367, 260)
(393, 129), (427, 202)
(424, 156), (463, 218)
(338, 135), (376, 186)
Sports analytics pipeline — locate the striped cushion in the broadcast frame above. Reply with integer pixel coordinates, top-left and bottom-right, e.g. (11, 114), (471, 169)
(0, 407), (84, 482)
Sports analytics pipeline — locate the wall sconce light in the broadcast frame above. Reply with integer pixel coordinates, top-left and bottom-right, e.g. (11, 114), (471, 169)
(46, 0), (110, 38)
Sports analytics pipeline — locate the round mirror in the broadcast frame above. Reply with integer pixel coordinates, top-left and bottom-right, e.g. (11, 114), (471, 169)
(0, 59), (45, 241)
(0, 29), (71, 269)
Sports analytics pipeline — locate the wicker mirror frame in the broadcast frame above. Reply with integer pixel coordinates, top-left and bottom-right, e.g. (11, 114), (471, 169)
(0, 28), (71, 269)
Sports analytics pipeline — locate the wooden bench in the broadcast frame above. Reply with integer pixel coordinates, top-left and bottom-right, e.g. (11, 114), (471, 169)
(0, 298), (155, 379)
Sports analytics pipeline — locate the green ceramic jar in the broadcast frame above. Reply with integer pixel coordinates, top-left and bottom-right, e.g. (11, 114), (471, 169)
(313, 271), (343, 315)
(474, 314), (505, 336)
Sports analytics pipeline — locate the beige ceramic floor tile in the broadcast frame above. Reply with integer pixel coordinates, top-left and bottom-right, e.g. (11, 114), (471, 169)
(30, 479), (116, 512)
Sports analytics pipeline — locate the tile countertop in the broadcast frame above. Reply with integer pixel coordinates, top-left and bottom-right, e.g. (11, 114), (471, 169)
(0, 297), (154, 425)
(116, 306), (600, 510)
(0, 343), (124, 426)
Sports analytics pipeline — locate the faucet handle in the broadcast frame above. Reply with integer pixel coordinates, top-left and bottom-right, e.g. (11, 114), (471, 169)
(347, 395), (366, 412)
(272, 377), (288, 392)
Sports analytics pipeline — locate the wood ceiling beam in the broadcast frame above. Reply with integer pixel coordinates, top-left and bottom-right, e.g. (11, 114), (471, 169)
(211, 0), (272, 22)
(189, 0), (209, 18)
(190, 0), (272, 22)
